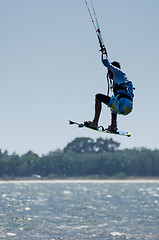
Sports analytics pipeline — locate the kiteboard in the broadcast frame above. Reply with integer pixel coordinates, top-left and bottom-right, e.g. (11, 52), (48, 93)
(69, 120), (132, 137)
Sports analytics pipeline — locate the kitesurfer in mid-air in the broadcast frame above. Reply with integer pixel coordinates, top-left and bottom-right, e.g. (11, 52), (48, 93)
(84, 46), (134, 133)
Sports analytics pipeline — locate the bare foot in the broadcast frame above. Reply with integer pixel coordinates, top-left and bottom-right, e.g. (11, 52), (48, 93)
(84, 121), (98, 129)
(106, 124), (118, 133)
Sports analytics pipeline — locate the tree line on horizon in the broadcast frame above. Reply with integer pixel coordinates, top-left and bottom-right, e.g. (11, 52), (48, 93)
(0, 137), (159, 179)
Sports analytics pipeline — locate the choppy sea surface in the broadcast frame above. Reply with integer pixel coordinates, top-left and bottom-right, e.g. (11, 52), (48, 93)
(0, 181), (159, 240)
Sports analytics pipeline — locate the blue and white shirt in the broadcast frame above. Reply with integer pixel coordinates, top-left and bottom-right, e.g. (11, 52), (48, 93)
(102, 53), (129, 86)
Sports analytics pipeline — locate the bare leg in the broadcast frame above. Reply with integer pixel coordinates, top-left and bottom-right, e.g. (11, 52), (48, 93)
(92, 97), (102, 127)
(87, 94), (111, 128)
(111, 112), (117, 126)
(107, 112), (118, 133)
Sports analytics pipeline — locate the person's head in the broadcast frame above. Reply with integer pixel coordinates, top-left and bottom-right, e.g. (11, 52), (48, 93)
(111, 61), (121, 69)
(108, 61), (121, 79)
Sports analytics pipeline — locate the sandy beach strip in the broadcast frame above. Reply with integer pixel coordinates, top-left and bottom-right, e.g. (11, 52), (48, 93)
(0, 178), (159, 184)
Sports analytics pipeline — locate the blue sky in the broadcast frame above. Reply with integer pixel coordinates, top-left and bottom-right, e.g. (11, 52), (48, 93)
(0, 0), (159, 155)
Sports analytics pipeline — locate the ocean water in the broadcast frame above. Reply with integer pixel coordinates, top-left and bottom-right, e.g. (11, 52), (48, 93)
(0, 181), (159, 240)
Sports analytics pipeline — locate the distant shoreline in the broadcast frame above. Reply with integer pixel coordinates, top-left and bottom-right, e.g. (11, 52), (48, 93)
(1, 178), (159, 183)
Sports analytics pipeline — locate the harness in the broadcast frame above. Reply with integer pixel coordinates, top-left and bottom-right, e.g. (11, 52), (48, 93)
(113, 81), (135, 102)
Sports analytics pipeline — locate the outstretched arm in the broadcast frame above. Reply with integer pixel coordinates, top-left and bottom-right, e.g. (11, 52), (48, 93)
(101, 46), (108, 57)
(101, 48), (119, 74)
(101, 46), (111, 69)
